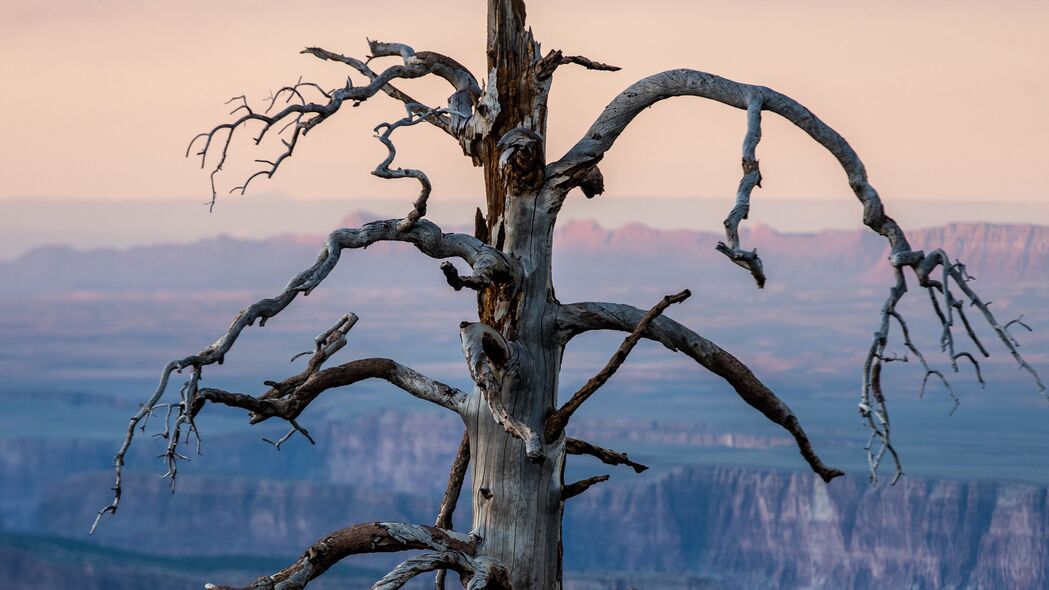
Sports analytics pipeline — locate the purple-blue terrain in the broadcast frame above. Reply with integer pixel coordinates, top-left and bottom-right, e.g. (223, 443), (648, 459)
(0, 214), (1047, 589)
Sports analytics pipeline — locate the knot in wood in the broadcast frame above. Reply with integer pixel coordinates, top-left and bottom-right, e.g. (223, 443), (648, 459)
(580, 166), (605, 198)
(496, 127), (545, 192)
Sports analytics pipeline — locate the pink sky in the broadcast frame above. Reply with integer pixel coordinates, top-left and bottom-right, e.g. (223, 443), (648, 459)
(2, 0), (1047, 207)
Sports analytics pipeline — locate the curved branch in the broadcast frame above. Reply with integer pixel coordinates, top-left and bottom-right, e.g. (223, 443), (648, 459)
(566, 438), (648, 473)
(555, 301), (844, 483)
(92, 218), (511, 532)
(548, 68), (912, 264)
(545, 290), (690, 441)
(441, 260), (492, 291)
(369, 40), (481, 127)
(371, 104), (476, 231)
(1004, 315), (1033, 344)
(548, 68), (1046, 483)
(202, 522), (477, 590)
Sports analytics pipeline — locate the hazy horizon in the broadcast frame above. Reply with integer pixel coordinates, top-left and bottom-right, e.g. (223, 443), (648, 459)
(3, 195), (1048, 260)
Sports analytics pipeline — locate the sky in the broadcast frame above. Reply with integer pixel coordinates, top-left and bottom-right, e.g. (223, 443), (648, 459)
(2, 0), (1048, 212)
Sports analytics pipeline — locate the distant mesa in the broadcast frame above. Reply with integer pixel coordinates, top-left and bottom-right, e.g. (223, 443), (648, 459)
(2, 213), (1047, 296)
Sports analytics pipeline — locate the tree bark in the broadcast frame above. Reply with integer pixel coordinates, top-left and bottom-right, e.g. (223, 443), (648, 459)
(462, 2), (568, 587)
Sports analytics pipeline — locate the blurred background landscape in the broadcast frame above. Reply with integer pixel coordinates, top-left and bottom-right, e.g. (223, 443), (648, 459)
(1, 197), (1047, 589)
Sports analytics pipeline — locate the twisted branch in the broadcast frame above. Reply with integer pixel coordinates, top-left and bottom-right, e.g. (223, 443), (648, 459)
(372, 105), (462, 231)
(715, 96), (766, 287)
(441, 260), (493, 291)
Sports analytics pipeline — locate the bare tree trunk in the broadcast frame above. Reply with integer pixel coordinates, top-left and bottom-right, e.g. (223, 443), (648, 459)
(465, 3), (565, 586)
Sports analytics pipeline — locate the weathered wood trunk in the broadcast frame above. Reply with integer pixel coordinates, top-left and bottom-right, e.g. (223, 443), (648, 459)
(464, 2), (566, 587)
(465, 195), (564, 588)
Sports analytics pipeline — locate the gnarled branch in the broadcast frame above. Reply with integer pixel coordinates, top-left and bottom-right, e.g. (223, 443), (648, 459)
(189, 58), (453, 210)
(915, 250), (1045, 396)
(441, 261), (492, 291)
(92, 218), (511, 533)
(856, 250), (1046, 482)
(860, 268), (909, 483)
(555, 301), (844, 483)
(715, 97), (766, 287)
(373, 104), (469, 231)
(366, 39), (481, 136)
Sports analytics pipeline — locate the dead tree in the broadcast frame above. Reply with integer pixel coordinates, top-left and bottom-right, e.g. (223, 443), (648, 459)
(94, 1), (1046, 588)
